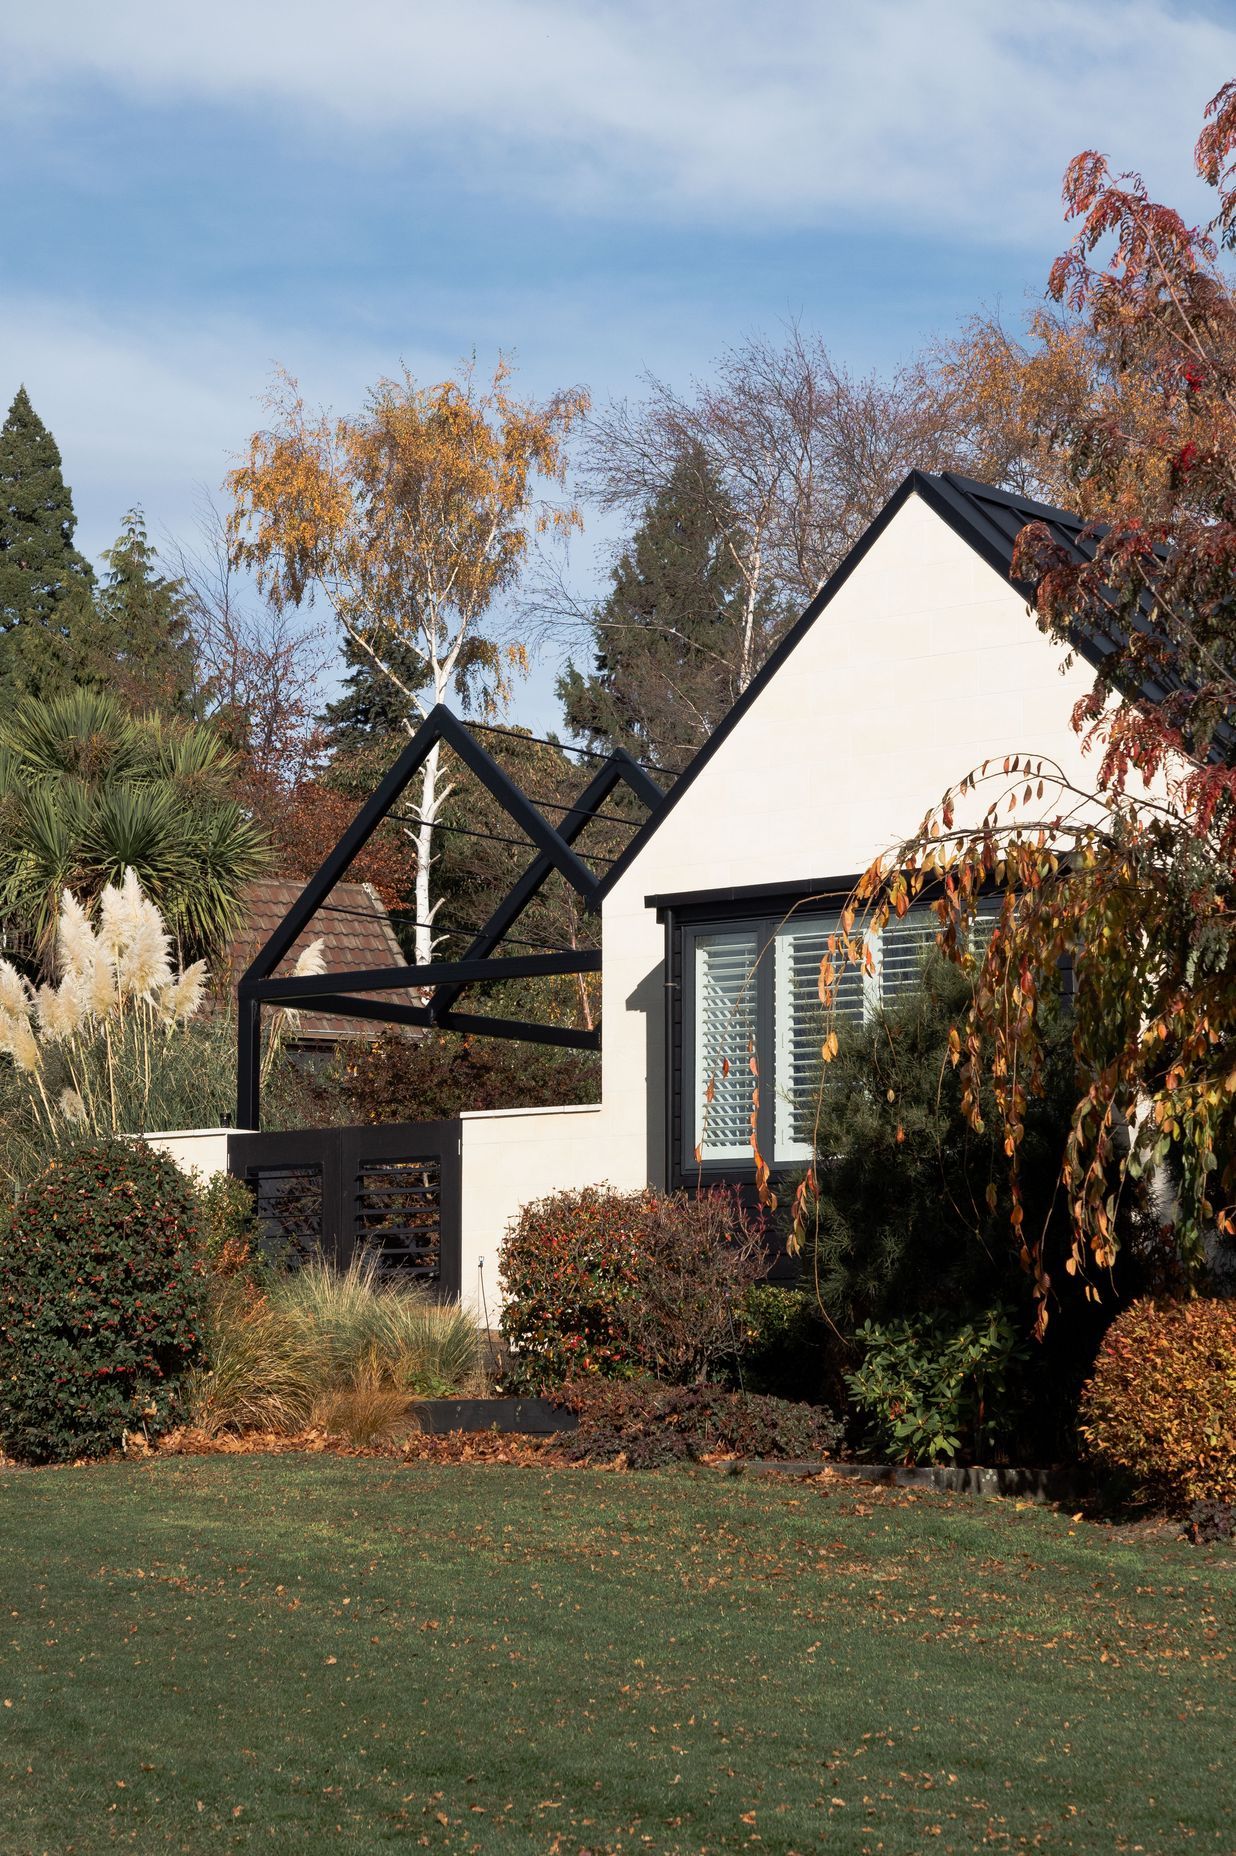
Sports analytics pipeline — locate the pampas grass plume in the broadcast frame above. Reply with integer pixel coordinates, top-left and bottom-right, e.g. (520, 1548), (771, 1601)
(57, 891), (98, 984)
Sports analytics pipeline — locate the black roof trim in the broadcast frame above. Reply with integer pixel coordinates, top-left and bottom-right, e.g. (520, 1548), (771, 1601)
(648, 875), (863, 919)
(597, 469), (1183, 903)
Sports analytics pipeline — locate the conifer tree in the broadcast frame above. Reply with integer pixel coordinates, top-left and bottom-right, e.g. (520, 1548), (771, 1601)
(557, 444), (777, 772)
(0, 387), (95, 700)
(320, 626), (428, 755)
(94, 509), (198, 715)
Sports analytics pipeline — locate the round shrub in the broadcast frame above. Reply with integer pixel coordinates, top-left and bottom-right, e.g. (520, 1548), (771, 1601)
(0, 1140), (207, 1464)
(1079, 1297), (1236, 1507)
(498, 1186), (648, 1393)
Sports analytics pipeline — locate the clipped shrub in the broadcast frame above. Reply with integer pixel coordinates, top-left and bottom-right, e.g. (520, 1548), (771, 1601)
(0, 1140), (206, 1464)
(845, 1309), (1028, 1465)
(558, 1376), (842, 1468)
(737, 1283), (837, 1403)
(616, 1189), (767, 1385)
(499, 1186), (648, 1393)
(1078, 1296), (1236, 1508)
(500, 1185), (770, 1394)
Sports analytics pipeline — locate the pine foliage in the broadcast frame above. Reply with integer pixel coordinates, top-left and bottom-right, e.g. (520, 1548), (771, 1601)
(558, 444), (774, 772)
(0, 387), (96, 701)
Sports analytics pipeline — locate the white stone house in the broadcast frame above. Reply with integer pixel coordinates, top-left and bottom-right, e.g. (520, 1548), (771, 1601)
(451, 470), (1123, 1307)
(161, 471), (1125, 1311)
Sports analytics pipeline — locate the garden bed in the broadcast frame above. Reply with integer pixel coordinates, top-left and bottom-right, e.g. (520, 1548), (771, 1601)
(409, 1395), (578, 1434)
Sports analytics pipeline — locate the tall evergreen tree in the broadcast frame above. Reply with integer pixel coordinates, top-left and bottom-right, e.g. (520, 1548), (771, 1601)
(557, 444), (779, 772)
(94, 508), (198, 715)
(320, 626), (428, 756)
(0, 387), (96, 701)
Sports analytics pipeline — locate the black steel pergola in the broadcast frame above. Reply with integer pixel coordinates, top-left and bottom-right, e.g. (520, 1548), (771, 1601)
(236, 704), (664, 1128)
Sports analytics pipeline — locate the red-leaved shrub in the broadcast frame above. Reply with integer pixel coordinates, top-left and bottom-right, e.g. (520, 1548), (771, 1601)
(498, 1186), (648, 1392)
(557, 1376), (841, 1468)
(498, 1185), (767, 1394)
(1078, 1296), (1236, 1507)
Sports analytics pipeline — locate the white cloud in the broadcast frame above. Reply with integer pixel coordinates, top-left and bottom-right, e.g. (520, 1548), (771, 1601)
(1, 0), (1228, 238)
(0, 298), (430, 562)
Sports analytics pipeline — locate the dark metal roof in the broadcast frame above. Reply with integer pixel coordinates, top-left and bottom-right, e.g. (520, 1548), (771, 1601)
(603, 468), (1193, 904)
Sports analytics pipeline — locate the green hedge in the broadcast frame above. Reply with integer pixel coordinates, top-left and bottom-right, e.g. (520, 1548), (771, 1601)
(0, 1140), (206, 1464)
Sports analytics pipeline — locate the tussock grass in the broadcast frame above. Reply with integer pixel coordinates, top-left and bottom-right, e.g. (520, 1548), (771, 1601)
(185, 1281), (329, 1437)
(189, 1255), (484, 1442)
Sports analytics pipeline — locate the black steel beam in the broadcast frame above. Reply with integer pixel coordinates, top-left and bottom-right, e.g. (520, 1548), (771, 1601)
(284, 991), (601, 1051)
(431, 747), (663, 1017)
(236, 993), (262, 1130)
(241, 704), (603, 987)
(432, 1009), (600, 1051)
(244, 948), (602, 1006)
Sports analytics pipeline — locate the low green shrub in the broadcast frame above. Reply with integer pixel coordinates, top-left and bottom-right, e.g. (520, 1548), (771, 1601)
(499, 1186), (648, 1393)
(845, 1309), (1028, 1465)
(1186, 1500), (1236, 1545)
(0, 1140), (206, 1464)
(737, 1283), (837, 1403)
(558, 1375), (843, 1468)
(1079, 1297), (1236, 1508)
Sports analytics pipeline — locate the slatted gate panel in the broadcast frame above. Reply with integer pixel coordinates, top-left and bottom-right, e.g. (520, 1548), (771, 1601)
(352, 1156), (442, 1281)
(249, 1161), (324, 1269)
(227, 1121), (462, 1300)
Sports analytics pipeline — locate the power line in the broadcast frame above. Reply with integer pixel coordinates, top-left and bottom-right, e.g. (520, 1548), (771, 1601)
(464, 718), (677, 779)
(386, 811), (619, 861)
(312, 897), (595, 956)
(512, 788), (645, 829)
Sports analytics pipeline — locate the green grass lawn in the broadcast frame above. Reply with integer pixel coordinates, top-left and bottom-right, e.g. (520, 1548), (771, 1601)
(1, 1458), (1233, 1855)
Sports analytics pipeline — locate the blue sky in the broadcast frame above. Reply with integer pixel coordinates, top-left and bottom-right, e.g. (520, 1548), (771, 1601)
(2, 0), (1231, 729)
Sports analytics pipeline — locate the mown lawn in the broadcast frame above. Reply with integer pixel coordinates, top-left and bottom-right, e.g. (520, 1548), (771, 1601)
(0, 1457), (1232, 1855)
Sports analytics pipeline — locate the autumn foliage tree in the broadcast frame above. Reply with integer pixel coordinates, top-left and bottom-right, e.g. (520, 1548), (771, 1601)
(797, 83), (1236, 1336)
(228, 361), (588, 964)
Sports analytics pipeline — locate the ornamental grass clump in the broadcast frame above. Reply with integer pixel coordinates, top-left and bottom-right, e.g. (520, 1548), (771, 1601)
(0, 1140), (206, 1464)
(1079, 1296), (1236, 1508)
(188, 1254), (483, 1442)
(0, 870), (227, 1195)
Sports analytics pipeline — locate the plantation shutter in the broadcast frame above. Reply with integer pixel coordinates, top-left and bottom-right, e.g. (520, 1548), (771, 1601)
(693, 927), (760, 1163)
(773, 917), (867, 1161)
(878, 894), (1005, 1003)
(877, 910), (942, 1002)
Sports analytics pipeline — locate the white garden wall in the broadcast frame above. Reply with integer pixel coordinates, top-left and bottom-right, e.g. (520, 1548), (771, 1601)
(142, 1127), (232, 1184)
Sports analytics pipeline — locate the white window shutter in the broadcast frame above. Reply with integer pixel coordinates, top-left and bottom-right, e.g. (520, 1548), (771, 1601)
(693, 928), (760, 1163)
(772, 918), (865, 1161)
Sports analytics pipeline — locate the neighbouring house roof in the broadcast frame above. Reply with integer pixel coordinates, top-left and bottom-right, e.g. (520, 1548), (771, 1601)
(600, 468), (1198, 902)
(218, 878), (413, 1043)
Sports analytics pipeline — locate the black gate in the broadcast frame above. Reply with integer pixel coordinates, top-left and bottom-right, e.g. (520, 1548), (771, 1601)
(227, 1120), (463, 1300)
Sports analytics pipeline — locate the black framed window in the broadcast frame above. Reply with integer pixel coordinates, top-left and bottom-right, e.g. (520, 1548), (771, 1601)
(682, 896), (1000, 1176)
